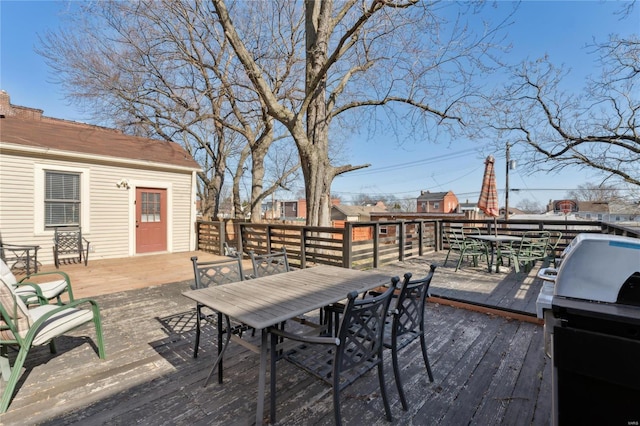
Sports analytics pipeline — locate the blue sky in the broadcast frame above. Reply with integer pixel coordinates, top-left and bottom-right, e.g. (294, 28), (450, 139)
(1, 1), (638, 209)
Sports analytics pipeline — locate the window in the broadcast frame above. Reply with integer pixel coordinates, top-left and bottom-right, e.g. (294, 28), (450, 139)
(45, 171), (81, 227)
(433, 202), (440, 210)
(141, 192), (161, 222)
(380, 226), (388, 235)
(420, 202), (426, 211)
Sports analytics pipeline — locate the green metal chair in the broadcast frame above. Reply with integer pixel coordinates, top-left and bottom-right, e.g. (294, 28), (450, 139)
(444, 227), (488, 271)
(1, 259), (74, 306)
(545, 231), (563, 267)
(0, 279), (105, 413)
(508, 231), (551, 273)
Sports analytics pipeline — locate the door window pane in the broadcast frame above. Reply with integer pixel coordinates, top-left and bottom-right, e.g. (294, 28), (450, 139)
(141, 192), (161, 222)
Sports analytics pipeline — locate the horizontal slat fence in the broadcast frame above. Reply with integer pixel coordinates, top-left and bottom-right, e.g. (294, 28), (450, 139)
(196, 218), (637, 269)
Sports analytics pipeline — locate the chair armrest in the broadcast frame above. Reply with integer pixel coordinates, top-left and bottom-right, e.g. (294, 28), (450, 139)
(13, 282), (48, 305)
(269, 326), (339, 346)
(20, 270), (71, 284)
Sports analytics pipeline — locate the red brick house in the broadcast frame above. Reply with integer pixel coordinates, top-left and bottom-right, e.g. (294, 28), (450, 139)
(416, 190), (459, 213)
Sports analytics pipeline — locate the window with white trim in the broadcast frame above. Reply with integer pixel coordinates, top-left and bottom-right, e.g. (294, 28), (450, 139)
(45, 171), (81, 227)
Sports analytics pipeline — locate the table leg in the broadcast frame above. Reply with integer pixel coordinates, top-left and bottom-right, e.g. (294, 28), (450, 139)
(256, 329), (268, 426)
(486, 242), (495, 273)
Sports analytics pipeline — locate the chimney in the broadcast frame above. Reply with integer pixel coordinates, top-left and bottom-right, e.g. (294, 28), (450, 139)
(0, 90), (13, 117)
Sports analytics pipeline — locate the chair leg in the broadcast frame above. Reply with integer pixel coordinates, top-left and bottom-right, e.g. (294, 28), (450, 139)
(193, 306), (202, 358)
(333, 376), (343, 426)
(217, 312), (224, 384)
(377, 361), (392, 421)
(270, 331), (278, 424)
(90, 303), (106, 359)
(392, 341), (408, 411)
(455, 250), (464, 271)
(419, 332), (434, 382)
(443, 249), (452, 266)
(0, 345), (29, 413)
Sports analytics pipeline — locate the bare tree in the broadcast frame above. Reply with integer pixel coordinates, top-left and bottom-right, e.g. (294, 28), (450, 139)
(38, 0), (299, 221)
(516, 198), (543, 214)
(494, 34), (639, 187)
(565, 182), (623, 203)
(212, 0), (512, 226)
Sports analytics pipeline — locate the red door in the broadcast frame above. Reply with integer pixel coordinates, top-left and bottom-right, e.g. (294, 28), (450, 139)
(136, 188), (167, 253)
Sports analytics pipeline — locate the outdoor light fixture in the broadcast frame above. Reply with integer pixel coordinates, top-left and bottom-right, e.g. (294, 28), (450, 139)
(116, 178), (130, 189)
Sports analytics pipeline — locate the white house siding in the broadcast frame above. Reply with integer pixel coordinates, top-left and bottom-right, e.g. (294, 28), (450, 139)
(0, 149), (197, 266)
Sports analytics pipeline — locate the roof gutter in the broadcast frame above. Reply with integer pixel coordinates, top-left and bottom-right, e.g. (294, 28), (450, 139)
(0, 141), (201, 173)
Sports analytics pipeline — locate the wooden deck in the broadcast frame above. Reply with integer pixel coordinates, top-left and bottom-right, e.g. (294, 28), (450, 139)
(1, 251), (552, 425)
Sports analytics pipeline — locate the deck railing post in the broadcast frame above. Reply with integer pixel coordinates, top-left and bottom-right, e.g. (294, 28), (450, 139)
(300, 227), (307, 269)
(399, 220), (405, 261)
(373, 222), (380, 268)
(218, 220), (226, 256)
(343, 222), (353, 268)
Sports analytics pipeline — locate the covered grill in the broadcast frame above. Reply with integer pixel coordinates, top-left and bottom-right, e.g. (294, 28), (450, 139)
(541, 233), (640, 425)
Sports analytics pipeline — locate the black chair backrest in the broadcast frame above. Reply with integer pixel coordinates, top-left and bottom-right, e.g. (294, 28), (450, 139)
(335, 280), (397, 378)
(54, 227), (83, 254)
(190, 256), (245, 290)
(249, 248), (290, 278)
(392, 264), (437, 344)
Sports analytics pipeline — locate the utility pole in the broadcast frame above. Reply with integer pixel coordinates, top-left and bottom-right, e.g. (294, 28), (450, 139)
(505, 143), (510, 221)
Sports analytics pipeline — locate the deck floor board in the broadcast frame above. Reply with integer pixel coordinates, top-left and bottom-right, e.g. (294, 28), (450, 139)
(1, 251), (551, 425)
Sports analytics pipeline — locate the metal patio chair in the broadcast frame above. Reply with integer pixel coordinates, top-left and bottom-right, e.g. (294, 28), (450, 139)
(248, 247), (290, 278)
(53, 226), (90, 268)
(508, 231), (551, 273)
(268, 278), (399, 425)
(385, 265), (437, 410)
(1, 259), (74, 306)
(444, 227), (489, 271)
(190, 255), (252, 384)
(0, 279), (105, 413)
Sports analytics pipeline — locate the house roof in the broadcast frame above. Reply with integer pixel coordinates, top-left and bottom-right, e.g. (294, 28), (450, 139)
(0, 116), (200, 170)
(332, 204), (386, 218)
(416, 191), (450, 201)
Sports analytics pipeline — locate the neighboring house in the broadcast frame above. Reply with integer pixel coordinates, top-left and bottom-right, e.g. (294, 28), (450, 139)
(0, 91), (201, 266)
(546, 199), (639, 223)
(262, 198), (340, 220)
(499, 206), (525, 217)
(331, 202), (387, 223)
(262, 199), (306, 220)
(416, 190), (458, 213)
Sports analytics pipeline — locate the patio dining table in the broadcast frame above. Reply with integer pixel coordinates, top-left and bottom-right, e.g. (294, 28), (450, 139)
(467, 234), (522, 273)
(182, 264), (392, 425)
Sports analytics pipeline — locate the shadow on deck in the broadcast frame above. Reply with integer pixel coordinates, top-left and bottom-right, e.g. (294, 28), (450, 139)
(0, 251), (551, 425)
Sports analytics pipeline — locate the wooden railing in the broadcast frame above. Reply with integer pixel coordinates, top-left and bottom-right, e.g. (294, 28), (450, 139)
(196, 218), (637, 269)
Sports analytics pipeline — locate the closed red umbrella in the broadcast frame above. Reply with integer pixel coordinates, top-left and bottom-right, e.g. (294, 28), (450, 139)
(478, 155), (499, 234)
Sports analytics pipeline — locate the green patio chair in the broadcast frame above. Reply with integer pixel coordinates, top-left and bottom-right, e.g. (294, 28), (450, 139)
(444, 227), (488, 271)
(1, 259), (74, 306)
(545, 231), (563, 267)
(508, 231), (550, 273)
(0, 279), (105, 413)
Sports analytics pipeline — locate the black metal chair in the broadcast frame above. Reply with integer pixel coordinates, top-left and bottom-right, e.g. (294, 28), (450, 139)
(385, 265), (437, 410)
(52, 226), (90, 268)
(268, 278), (399, 425)
(249, 247), (290, 278)
(190, 256), (250, 384)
